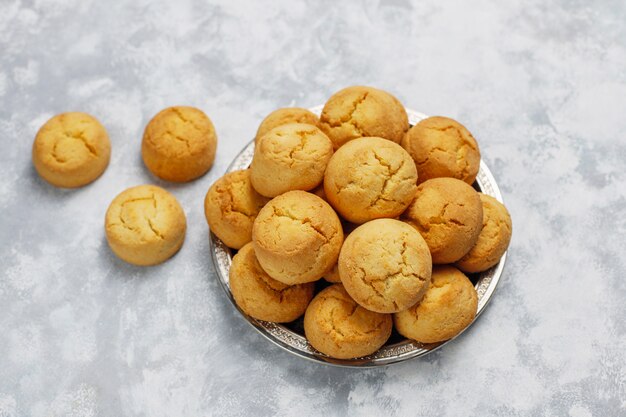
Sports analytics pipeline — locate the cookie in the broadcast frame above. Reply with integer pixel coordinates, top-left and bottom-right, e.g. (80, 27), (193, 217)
(304, 284), (392, 359)
(393, 265), (478, 344)
(402, 178), (483, 264)
(255, 107), (319, 143)
(456, 193), (512, 273)
(324, 137), (418, 224)
(105, 185), (186, 266)
(338, 219), (432, 313)
(402, 116), (481, 184)
(204, 169), (270, 249)
(142, 106), (217, 182)
(229, 243), (314, 322)
(252, 191), (343, 284)
(319, 86), (409, 149)
(32, 112), (111, 188)
(250, 123), (333, 197)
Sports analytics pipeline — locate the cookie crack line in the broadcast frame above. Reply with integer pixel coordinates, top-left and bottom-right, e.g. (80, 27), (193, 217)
(172, 107), (204, 134)
(368, 151), (407, 208)
(165, 130), (191, 151)
(355, 265), (386, 302)
(287, 129), (315, 167)
(51, 130), (98, 163)
(322, 91), (369, 129)
(329, 308), (346, 339)
(270, 206), (332, 242)
(115, 195), (164, 239)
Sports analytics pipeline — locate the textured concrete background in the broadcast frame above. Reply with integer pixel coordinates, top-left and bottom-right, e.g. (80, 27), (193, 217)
(1, 0), (625, 416)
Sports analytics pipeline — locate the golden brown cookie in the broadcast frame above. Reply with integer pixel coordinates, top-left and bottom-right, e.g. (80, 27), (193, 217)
(252, 191), (343, 284)
(319, 86), (409, 149)
(255, 107), (319, 143)
(324, 137), (418, 224)
(402, 116), (481, 184)
(456, 194), (512, 273)
(204, 169), (270, 249)
(304, 284), (392, 359)
(105, 185), (186, 266)
(229, 243), (315, 322)
(32, 112), (111, 188)
(338, 219), (432, 313)
(142, 106), (217, 182)
(402, 178), (483, 264)
(394, 265), (478, 343)
(250, 123), (333, 197)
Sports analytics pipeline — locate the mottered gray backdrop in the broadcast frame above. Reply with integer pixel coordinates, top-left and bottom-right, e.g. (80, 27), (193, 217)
(0, 0), (625, 416)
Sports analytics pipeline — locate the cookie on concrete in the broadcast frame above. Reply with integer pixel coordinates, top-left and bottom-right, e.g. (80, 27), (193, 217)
(32, 112), (111, 188)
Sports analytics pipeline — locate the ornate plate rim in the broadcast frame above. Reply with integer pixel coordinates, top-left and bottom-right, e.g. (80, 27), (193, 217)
(210, 107), (506, 367)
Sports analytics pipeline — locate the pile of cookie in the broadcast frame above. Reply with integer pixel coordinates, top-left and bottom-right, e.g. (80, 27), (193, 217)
(206, 86), (512, 359)
(31, 85), (511, 360)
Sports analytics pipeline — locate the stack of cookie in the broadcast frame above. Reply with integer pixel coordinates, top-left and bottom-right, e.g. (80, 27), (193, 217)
(206, 86), (512, 359)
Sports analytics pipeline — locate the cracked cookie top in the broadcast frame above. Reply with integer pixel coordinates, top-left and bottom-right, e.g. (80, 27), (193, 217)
(229, 243), (315, 323)
(105, 184), (187, 266)
(456, 193), (512, 273)
(303, 284), (392, 359)
(32, 112), (111, 188)
(319, 86), (409, 149)
(324, 136), (418, 224)
(402, 177), (483, 264)
(255, 107), (320, 144)
(252, 190), (343, 285)
(250, 123), (334, 197)
(393, 265), (478, 344)
(204, 169), (270, 250)
(338, 219), (432, 314)
(402, 116), (481, 185)
(142, 106), (217, 182)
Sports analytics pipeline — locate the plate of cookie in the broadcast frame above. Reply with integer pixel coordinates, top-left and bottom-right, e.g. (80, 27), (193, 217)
(206, 86), (512, 367)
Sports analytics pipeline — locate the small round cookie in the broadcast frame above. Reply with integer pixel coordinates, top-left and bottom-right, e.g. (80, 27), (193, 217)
(250, 123), (333, 197)
(255, 107), (319, 143)
(204, 170), (270, 249)
(456, 194), (512, 273)
(142, 106), (217, 182)
(402, 178), (483, 264)
(304, 284), (392, 359)
(324, 137), (418, 224)
(402, 116), (481, 184)
(105, 185), (186, 266)
(32, 112), (111, 188)
(319, 86), (409, 149)
(394, 265), (478, 344)
(338, 219), (432, 313)
(229, 243), (315, 322)
(252, 191), (343, 284)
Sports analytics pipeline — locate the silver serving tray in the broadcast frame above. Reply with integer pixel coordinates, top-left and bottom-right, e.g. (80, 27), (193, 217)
(210, 106), (506, 367)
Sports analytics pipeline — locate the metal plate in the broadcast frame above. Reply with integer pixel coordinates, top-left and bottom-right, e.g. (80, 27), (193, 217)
(210, 106), (507, 367)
